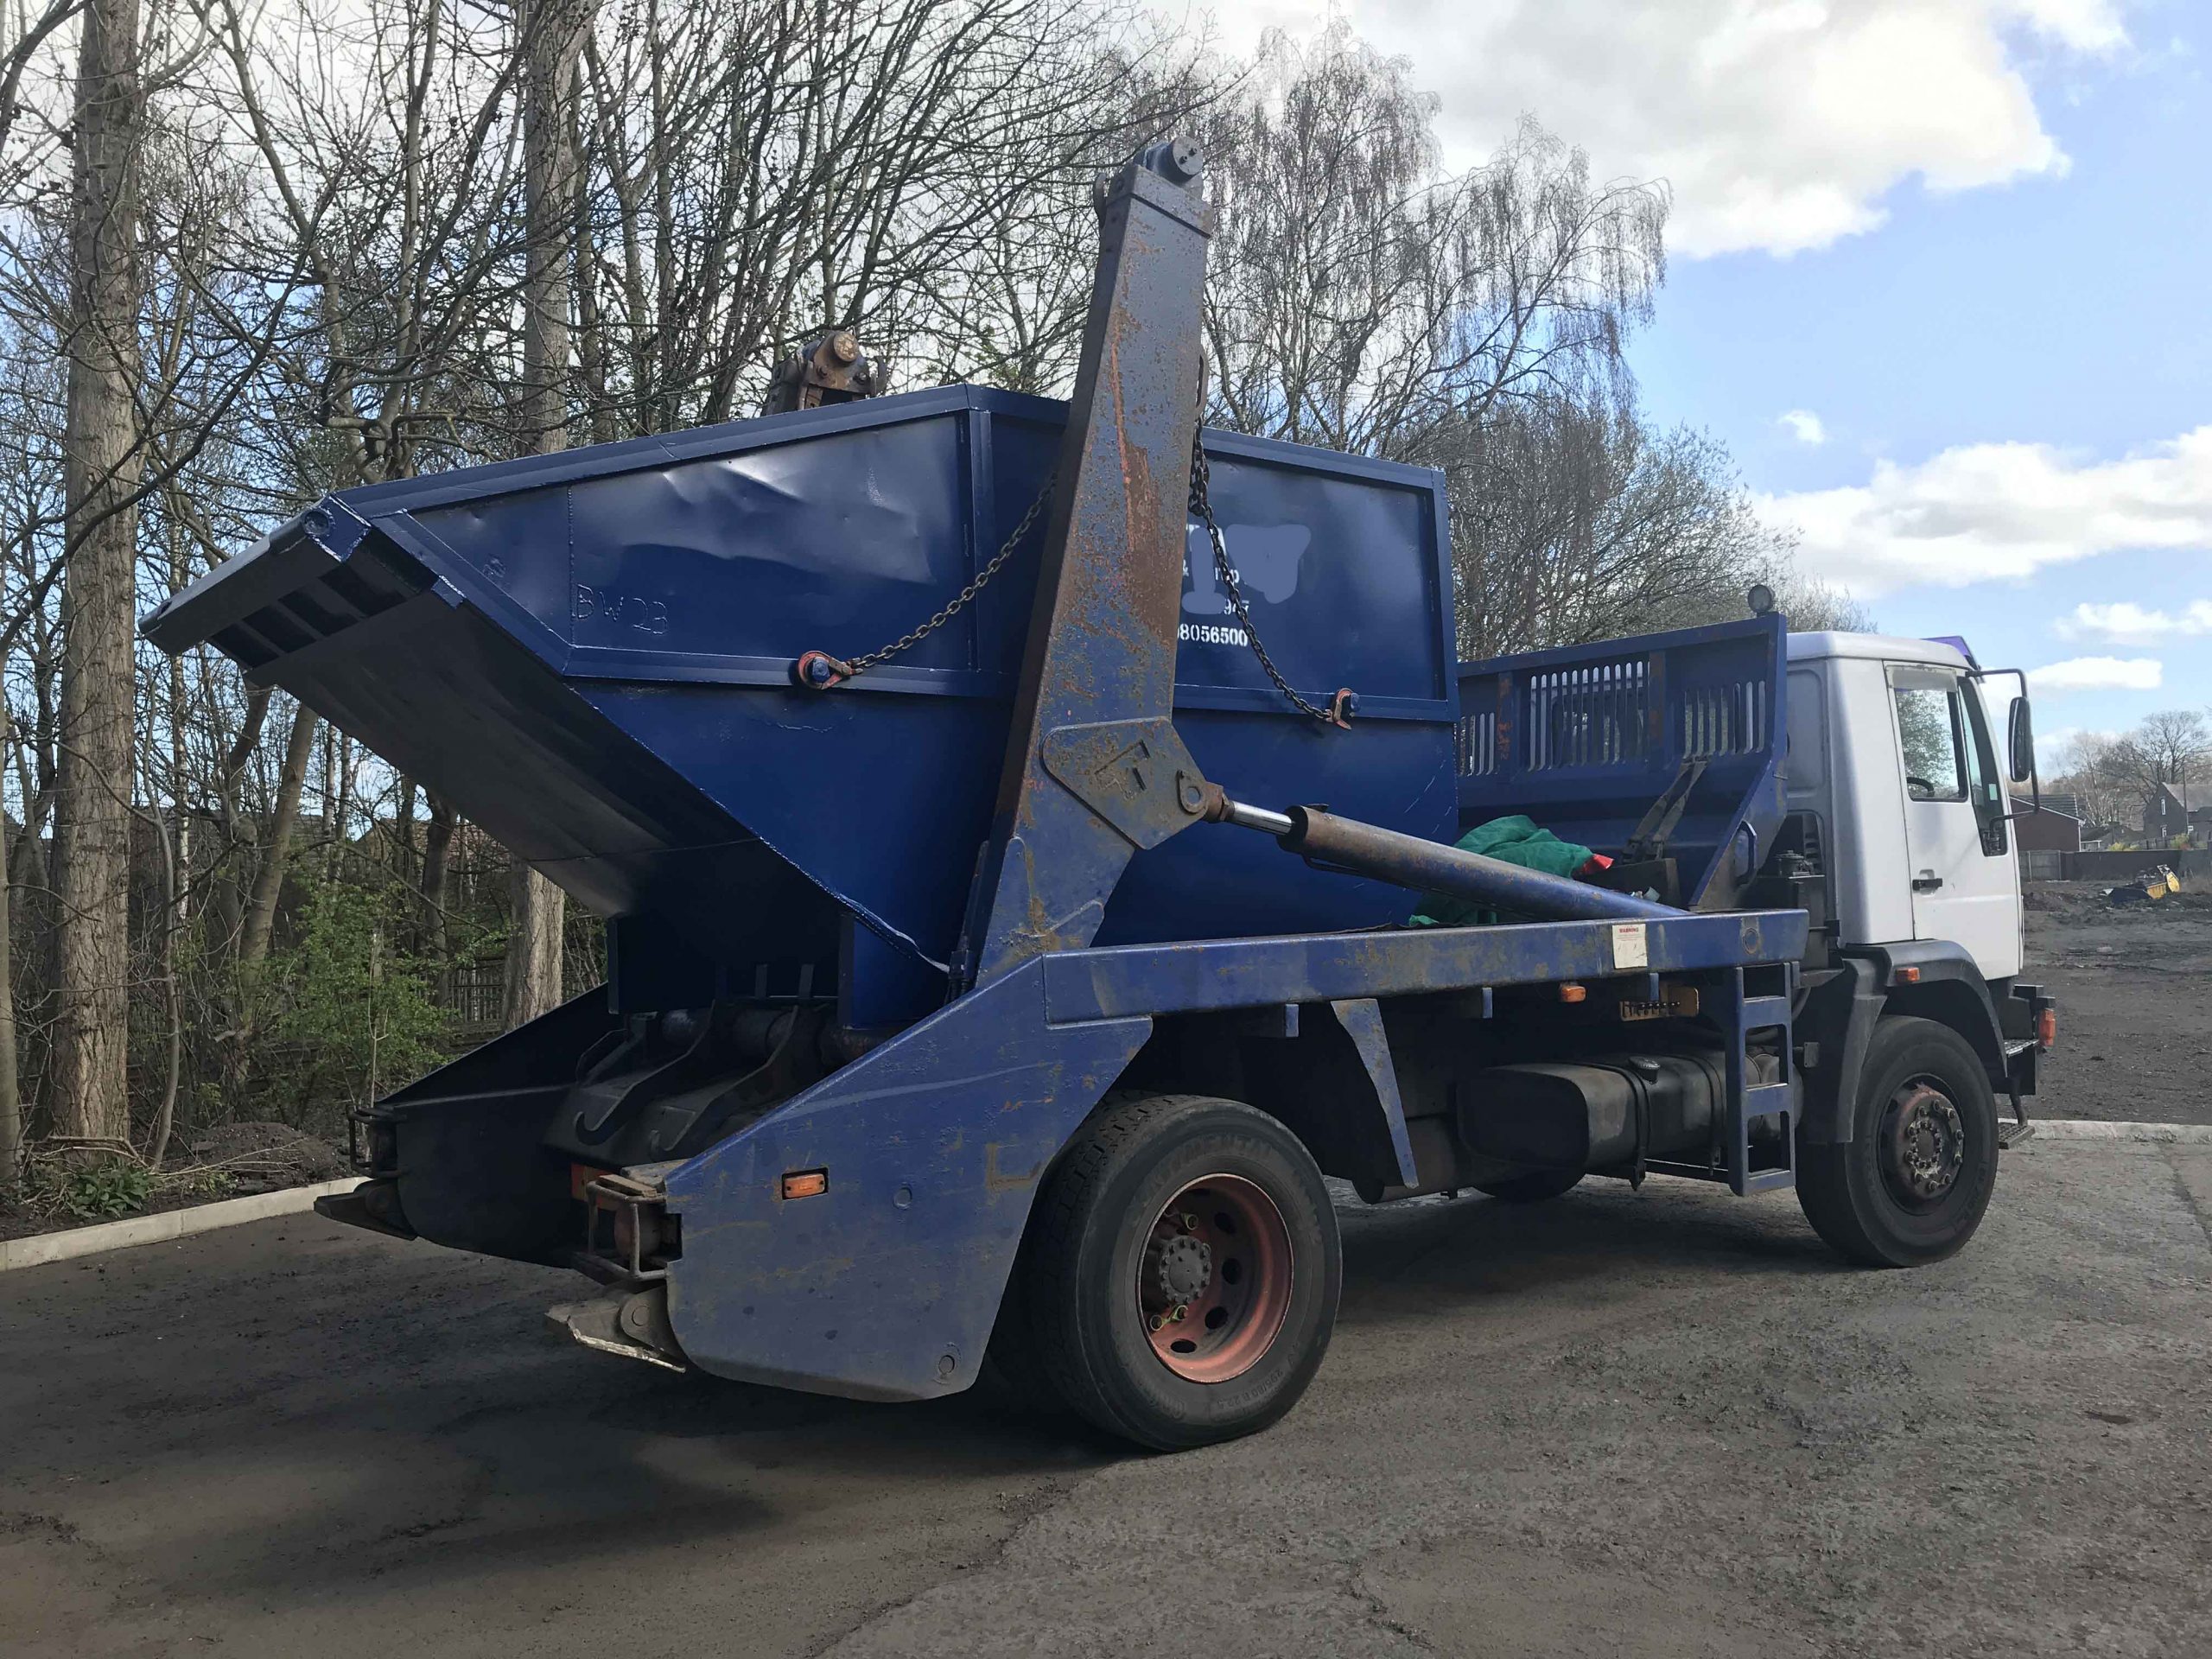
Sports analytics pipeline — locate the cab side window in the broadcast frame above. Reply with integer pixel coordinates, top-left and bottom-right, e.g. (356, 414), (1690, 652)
(1892, 684), (1967, 803)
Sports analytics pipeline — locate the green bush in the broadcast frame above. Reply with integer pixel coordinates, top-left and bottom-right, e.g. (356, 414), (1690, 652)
(258, 882), (453, 1135)
(34, 1157), (156, 1222)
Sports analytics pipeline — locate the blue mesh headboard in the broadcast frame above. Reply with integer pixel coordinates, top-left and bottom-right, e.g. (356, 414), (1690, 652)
(1454, 614), (1789, 908)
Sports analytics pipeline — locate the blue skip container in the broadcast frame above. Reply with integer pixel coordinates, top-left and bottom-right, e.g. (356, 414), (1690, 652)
(146, 385), (1459, 1025)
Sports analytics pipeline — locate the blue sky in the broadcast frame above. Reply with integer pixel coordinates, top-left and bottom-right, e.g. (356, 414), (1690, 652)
(1632, 1), (2209, 759)
(1204, 0), (2212, 761)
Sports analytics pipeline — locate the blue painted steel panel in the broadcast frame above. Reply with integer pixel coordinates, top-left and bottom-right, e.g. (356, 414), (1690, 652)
(1038, 908), (1810, 1022)
(661, 960), (1148, 1401)
(146, 386), (1457, 1020)
(658, 906), (1804, 1398)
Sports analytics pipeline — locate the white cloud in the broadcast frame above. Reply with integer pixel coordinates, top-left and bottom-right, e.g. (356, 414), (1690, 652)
(2028, 656), (2164, 692)
(2058, 598), (2212, 644)
(1756, 424), (2212, 599)
(1195, 1), (2130, 257)
(1779, 409), (1827, 445)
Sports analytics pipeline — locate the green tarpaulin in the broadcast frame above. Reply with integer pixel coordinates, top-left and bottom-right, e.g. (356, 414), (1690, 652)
(1408, 815), (1595, 927)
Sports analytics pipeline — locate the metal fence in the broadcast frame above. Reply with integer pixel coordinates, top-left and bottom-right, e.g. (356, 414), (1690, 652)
(2021, 848), (2210, 883)
(443, 963), (506, 1031)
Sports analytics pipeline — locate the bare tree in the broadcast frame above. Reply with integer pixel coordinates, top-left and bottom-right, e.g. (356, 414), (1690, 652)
(1198, 29), (1663, 459)
(1432, 402), (1798, 657)
(49, 0), (144, 1147)
(0, 0), (82, 158)
(1775, 576), (1874, 634)
(2072, 711), (2211, 838)
(503, 0), (587, 1028)
(0, 703), (18, 1185)
(0, 0), (1830, 1192)
(1187, 31), (1815, 656)
(564, 0), (1196, 433)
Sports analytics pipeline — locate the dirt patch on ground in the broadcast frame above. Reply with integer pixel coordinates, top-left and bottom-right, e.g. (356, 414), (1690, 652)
(181, 1121), (353, 1189)
(0, 1122), (350, 1243)
(2024, 881), (2212, 1127)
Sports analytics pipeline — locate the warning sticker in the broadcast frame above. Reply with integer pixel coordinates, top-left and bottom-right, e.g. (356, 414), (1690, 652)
(1611, 922), (1649, 971)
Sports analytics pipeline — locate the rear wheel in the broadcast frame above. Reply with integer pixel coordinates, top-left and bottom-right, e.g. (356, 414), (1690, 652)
(1473, 1167), (1585, 1203)
(1797, 1015), (1998, 1267)
(1015, 1093), (1339, 1451)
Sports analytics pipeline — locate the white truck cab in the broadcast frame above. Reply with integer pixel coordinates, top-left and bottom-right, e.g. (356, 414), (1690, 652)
(1759, 623), (2053, 1268)
(1783, 632), (2027, 982)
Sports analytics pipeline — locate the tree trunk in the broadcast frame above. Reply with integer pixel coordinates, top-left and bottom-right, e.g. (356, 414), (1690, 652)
(238, 698), (317, 977)
(392, 773), (416, 886)
(419, 794), (455, 965)
(52, 0), (145, 1147)
(223, 698), (316, 1100)
(147, 799), (181, 1168)
(0, 707), (21, 1189)
(503, 857), (566, 1027)
(503, 0), (587, 1030)
(208, 680), (271, 947)
(326, 727), (356, 880)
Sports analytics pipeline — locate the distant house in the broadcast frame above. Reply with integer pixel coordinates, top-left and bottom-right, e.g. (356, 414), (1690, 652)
(2145, 783), (2195, 843)
(2010, 793), (2082, 854)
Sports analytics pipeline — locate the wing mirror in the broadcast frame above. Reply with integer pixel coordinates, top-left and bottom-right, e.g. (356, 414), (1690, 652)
(2006, 695), (2036, 785)
(1971, 666), (2040, 817)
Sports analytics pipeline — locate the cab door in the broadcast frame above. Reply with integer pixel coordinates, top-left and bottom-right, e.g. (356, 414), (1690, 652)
(1888, 666), (2023, 977)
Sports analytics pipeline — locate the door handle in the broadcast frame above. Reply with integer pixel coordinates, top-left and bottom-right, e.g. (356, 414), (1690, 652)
(1912, 874), (1944, 892)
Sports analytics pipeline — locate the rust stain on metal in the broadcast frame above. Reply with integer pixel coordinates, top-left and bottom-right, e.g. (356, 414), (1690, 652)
(982, 1143), (1046, 1192)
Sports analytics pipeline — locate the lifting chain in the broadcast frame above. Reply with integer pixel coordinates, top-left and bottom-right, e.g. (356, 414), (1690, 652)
(793, 472), (1058, 690)
(795, 427), (1355, 733)
(1188, 437), (1353, 729)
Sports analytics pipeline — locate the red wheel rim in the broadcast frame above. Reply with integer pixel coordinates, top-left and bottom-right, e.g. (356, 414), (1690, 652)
(1137, 1173), (1294, 1383)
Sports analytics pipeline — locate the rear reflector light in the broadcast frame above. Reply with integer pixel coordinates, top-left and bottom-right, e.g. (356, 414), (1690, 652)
(2037, 1007), (2056, 1051)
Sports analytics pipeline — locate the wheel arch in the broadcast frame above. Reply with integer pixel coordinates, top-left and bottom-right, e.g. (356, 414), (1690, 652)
(1108, 1002), (1414, 1195)
(1802, 943), (2006, 1145)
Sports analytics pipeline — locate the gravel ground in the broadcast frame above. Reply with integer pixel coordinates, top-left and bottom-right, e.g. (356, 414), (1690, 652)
(4, 1139), (2208, 1658)
(2024, 885), (2212, 1127)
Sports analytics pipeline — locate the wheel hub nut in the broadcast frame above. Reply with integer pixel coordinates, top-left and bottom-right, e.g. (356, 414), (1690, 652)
(1147, 1232), (1212, 1306)
(1891, 1085), (1965, 1199)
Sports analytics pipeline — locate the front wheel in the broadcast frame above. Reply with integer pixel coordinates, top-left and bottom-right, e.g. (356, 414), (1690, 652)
(1014, 1093), (1340, 1451)
(1797, 1015), (1999, 1267)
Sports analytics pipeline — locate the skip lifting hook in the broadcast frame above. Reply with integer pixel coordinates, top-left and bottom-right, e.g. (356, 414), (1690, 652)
(792, 650), (855, 690)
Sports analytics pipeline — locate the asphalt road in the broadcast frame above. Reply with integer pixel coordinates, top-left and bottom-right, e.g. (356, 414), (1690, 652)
(6, 1140), (2209, 1659)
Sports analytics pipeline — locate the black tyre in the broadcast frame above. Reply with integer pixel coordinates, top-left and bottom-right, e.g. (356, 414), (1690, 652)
(1015, 1093), (1340, 1451)
(1473, 1167), (1585, 1203)
(978, 1267), (1067, 1417)
(1797, 1015), (1999, 1267)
